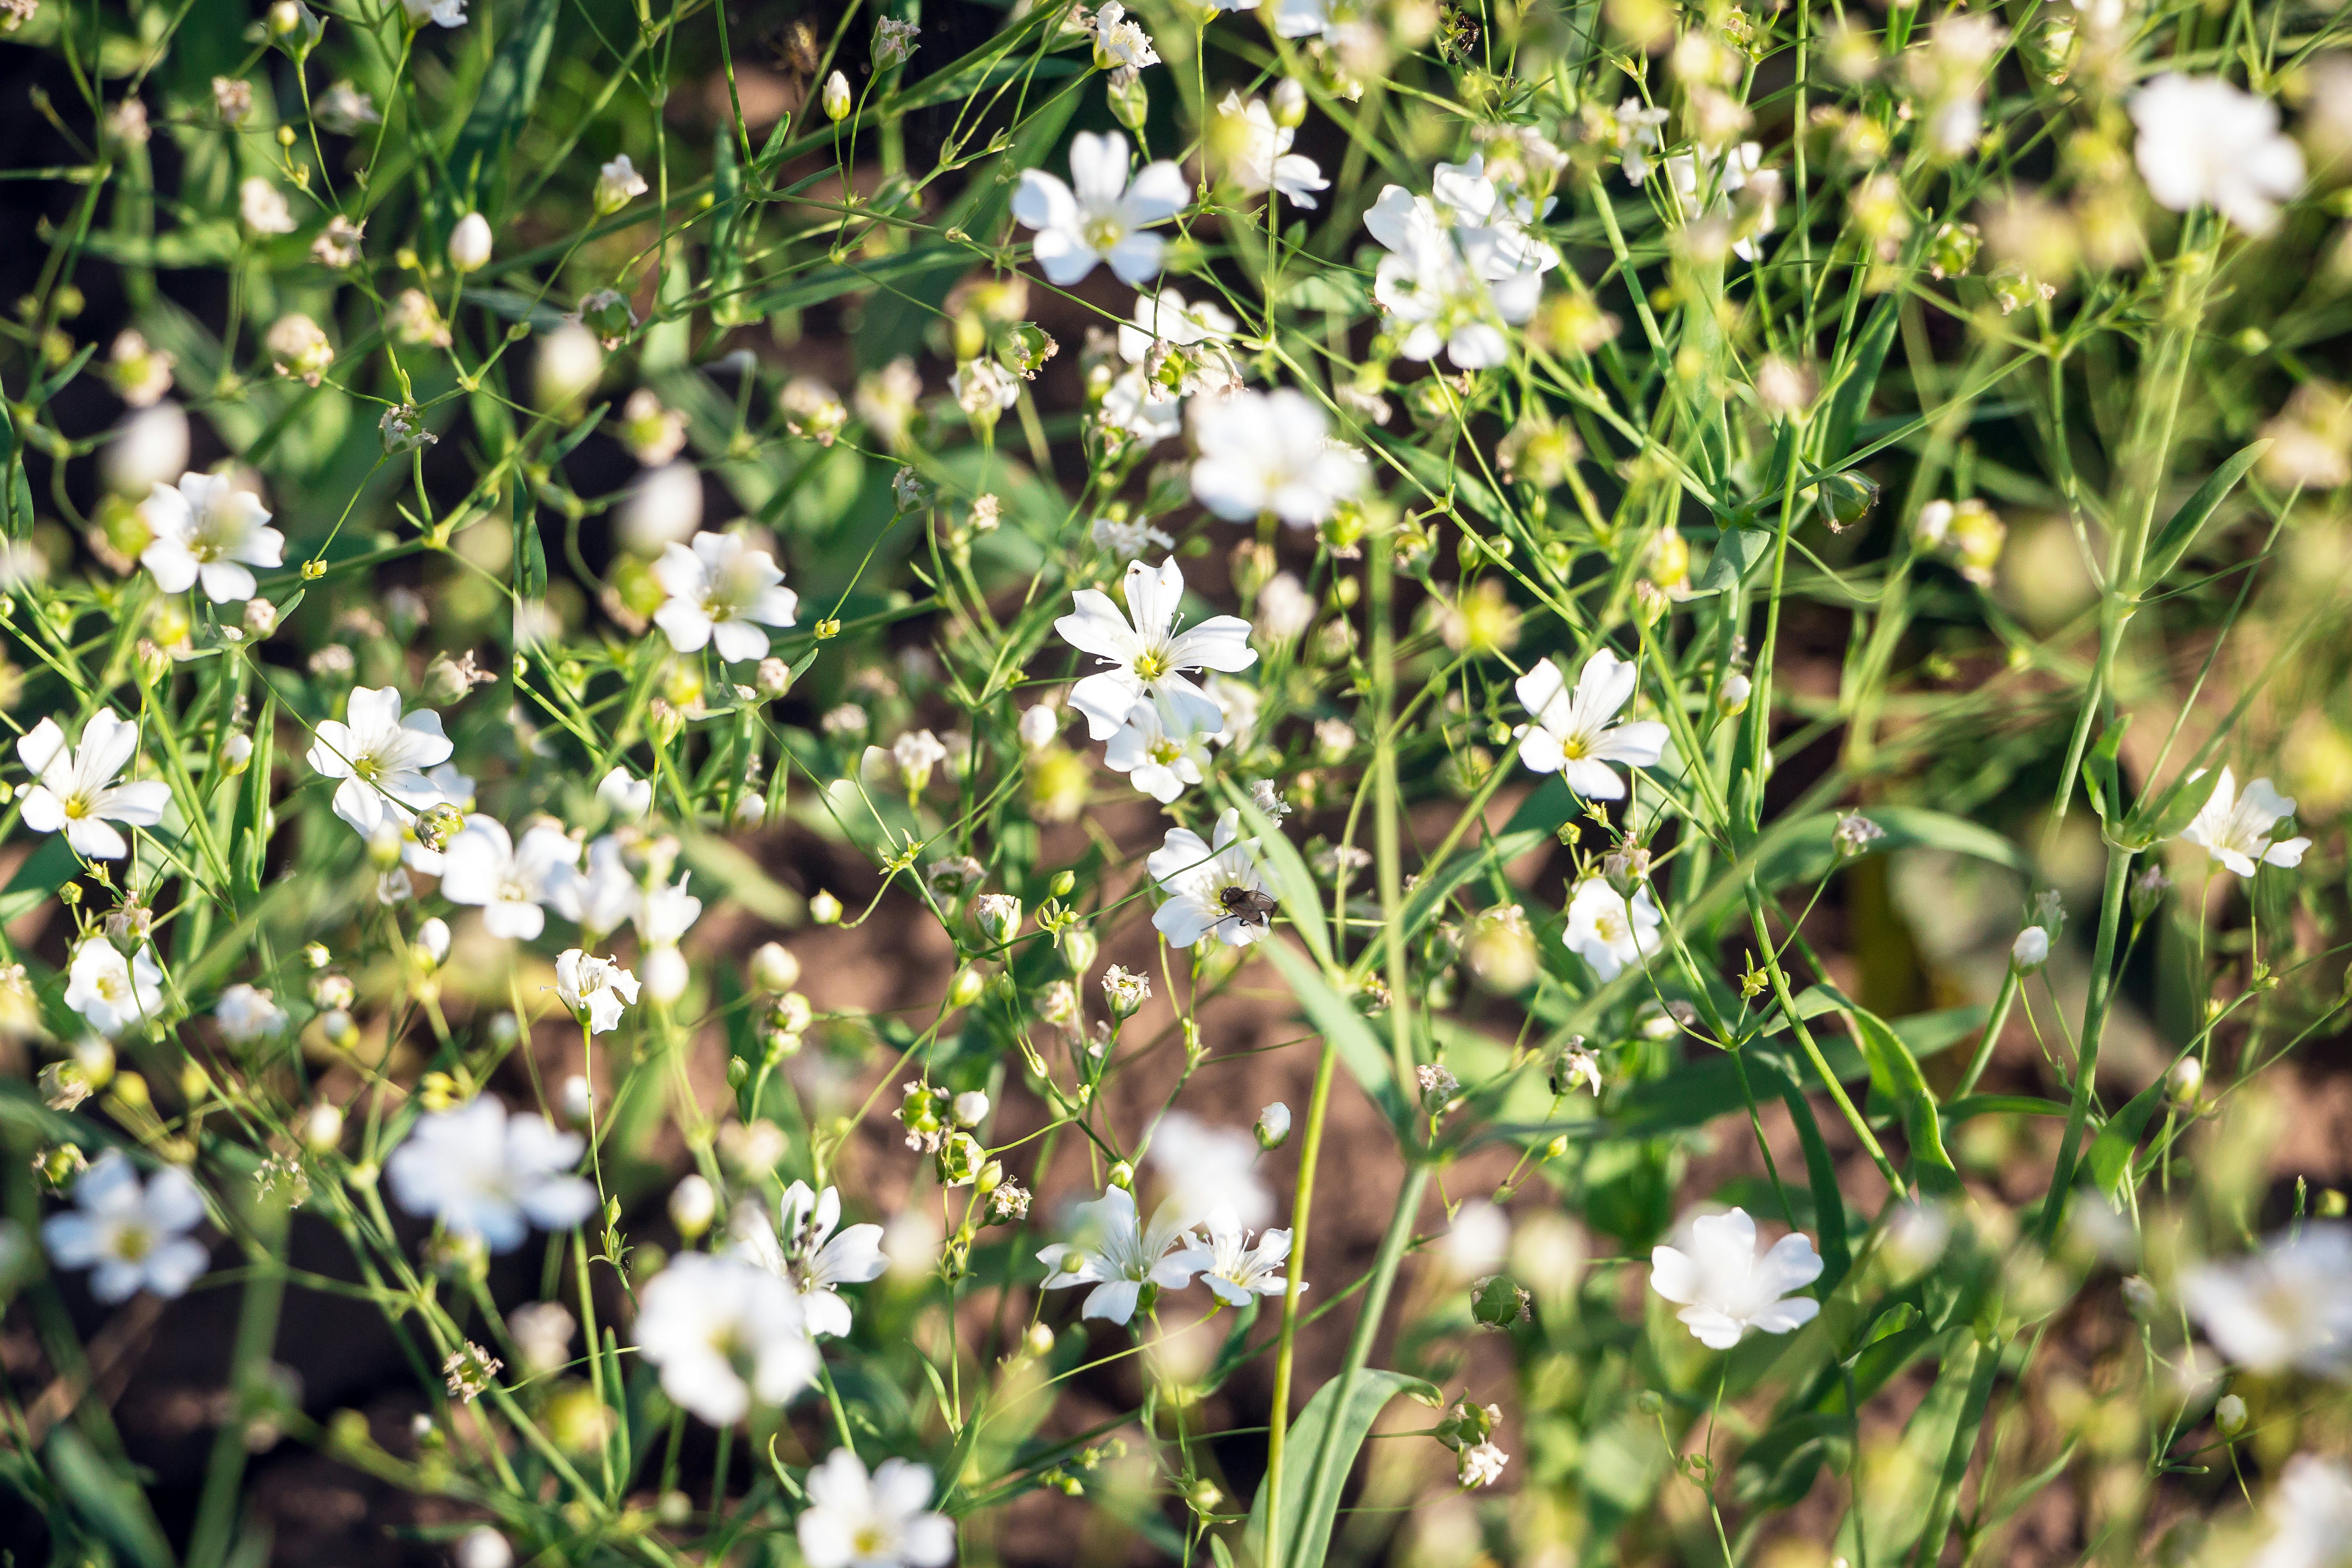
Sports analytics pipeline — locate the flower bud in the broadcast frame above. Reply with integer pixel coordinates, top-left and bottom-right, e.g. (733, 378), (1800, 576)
(558, 1075), (594, 1128)
(2214, 1393), (2247, 1436)
(414, 916), (451, 968)
(448, 212), (492, 273)
(1060, 926), (1098, 976)
(750, 942), (800, 992)
(2011, 925), (2050, 972)
(1106, 1161), (1135, 1191)
(1107, 70), (1148, 135)
(1271, 77), (1308, 128)
(2166, 1055), (2203, 1105)
(1025, 1322), (1056, 1357)
(1256, 1102), (1291, 1150)
(974, 893), (1023, 945)
(1716, 672), (1751, 717)
(810, 889), (843, 925)
(222, 732), (254, 775)
(668, 1174), (716, 1238)
(947, 965), (987, 1009)
(952, 1090), (990, 1127)
(822, 70), (851, 121)
(756, 657), (793, 698)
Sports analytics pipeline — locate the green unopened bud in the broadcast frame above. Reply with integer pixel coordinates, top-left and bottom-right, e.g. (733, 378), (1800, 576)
(1469, 1274), (1532, 1329)
(1106, 1161), (1134, 1191)
(1107, 70), (1148, 134)
(1050, 870), (1076, 897)
(1813, 470), (1879, 531)
(947, 965), (987, 1008)
(2214, 1393), (2246, 1436)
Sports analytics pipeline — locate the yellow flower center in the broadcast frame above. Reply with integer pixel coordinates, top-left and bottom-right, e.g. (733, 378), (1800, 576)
(1133, 649), (1170, 680)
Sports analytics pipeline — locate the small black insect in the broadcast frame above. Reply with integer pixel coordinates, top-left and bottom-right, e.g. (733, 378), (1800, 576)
(1218, 885), (1279, 930)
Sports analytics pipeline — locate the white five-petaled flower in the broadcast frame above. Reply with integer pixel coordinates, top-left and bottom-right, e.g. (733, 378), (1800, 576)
(796, 1449), (956, 1568)
(42, 1151), (209, 1303)
(2177, 767), (2311, 877)
(1011, 130), (1188, 287)
(1090, 1), (1159, 71)
(1649, 1207), (1823, 1350)
(554, 949), (640, 1035)
(136, 472), (284, 603)
(2181, 1222), (2352, 1377)
(305, 685), (455, 838)
(594, 154), (648, 214)
(1055, 556), (1257, 740)
(1514, 648), (1668, 799)
(2129, 74), (2306, 236)
(552, 834), (643, 939)
(1363, 156), (1558, 370)
(2251, 1455), (2352, 1568)
(214, 983), (289, 1043)
(65, 940), (165, 1037)
(438, 818), (585, 940)
(1173, 1205), (1297, 1306)
(1188, 388), (1369, 530)
(1218, 92), (1329, 209)
(386, 1097), (597, 1252)
(400, 0), (467, 26)
(1105, 701), (1217, 804)
(732, 1181), (888, 1339)
(1036, 1185), (1201, 1325)
(634, 1250), (819, 1426)
(1147, 808), (1274, 950)
(652, 531), (800, 663)
(16, 711), (170, 861)
(1564, 879), (1662, 982)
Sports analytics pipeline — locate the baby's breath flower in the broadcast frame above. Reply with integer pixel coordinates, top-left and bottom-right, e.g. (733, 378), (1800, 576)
(443, 1341), (503, 1402)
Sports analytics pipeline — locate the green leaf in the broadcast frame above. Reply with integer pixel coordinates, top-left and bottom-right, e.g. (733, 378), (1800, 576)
(1820, 294), (1899, 466)
(2122, 766), (2220, 851)
(1815, 983), (1960, 1196)
(2083, 1074), (2169, 1197)
(0, 835), (80, 924)
(2084, 717), (2128, 824)
(2139, 440), (2269, 590)
(1261, 941), (1410, 1132)
(445, 0), (561, 213)
(1244, 1369), (1439, 1568)
(1281, 273), (1373, 314)
(45, 1423), (175, 1568)
(1691, 527), (1773, 596)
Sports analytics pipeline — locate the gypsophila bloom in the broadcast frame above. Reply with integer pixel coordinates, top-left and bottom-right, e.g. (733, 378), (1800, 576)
(991, 1182), (1032, 1222)
(311, 214), (364, 268)
(1650, 1207), (1823, 1350)
(1017, 703), (1061, 751)
(1013, 130), (1188, 287)
(1148, 808), (1273, 949)
(266, 313), (333, 385)
(1833, 812), (1885, 858)
(554, 949), (640, 1035)
(1148, 1110), (1272, 1226)
(1105, 701), (1216, 803)
(138, 470), (285, 604)
(305, 686), (453, 837)
(1118, 288), (1243, 399)
(1090, 1), (1158, 70)
(1460, 1442), (1510, 1488)
(387, 1097), (597, 1252)
(619, 388), (687, 466)
(2012, 925), (2050, 971)
(1057, 555), (1256, 739)
(448, 211), (492, 271)
(2182, 1223), (2352, 1376)
(438, 818), (583, 940)
(653, 531), (800, 662)
(16, 710), (169, 861)
(240, 177), (294, 235)
(42, 1151), (208, 1302)
(1174, 1205), (1297, 1306)
(636, 1250), (820, 1424)
(1364, 156), (1558, 370)
(594, 153), (648, 214)
(1091, 515), (1176, 560)
(872, 15), (918, 66)
(2178, 768), (2311, 876)
(2251, 1455), (2352, 1568)
(65, 940), (165, 1038)
(2130, 75), (2305, 236)
(214, 984), (288, 1043)
(797, 1449), (956, 1568)
(597, 766), (653, 821)
(108, 330), (174, 406)
(1216, 92), (1329, 208)
(1037, 1185), (1200, 1324)
(442, 1342), (501, 1402)
(1101, 965), (1152, 1017)
(1564, 879), (1662, 982)
(950, 357), (1020, 420)
(314, 79), (377, 130)
(732, 1181), (887, 1338)
(1189, 389), (1368, 529)
(1514, 649), (1666, 798)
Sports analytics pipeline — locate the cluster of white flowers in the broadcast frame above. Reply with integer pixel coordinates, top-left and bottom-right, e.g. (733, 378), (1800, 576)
(1365, 156), (1561, 370)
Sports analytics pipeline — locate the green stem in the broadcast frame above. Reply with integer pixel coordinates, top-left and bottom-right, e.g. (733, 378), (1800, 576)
(2038, 844), (2134, 1241)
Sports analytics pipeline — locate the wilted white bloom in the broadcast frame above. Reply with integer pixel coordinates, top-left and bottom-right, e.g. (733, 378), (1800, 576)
(240, 176), (294, 235)
(1190, 389), (1368, 529)
(634, 1251), (819, 1424)
(1013, 130), (1188, 287)
(554, 949), (640, 1035)
(594, 153), (648, 214)
(1090, 515), (1175, 560)
(214, 983), (288, 1043)
(1055, 555), (1256, 740)
(448, 211), (492, 271)
(42, 1151), (208, 1302)
(311, 213), (364, 268)
(597, 766), (653, 821)
(1101, 965), (1152, 1017)
(1564, 878), (1661, 982)
(2251, 1455), (2352, 1568)
(653, 531), (800, 662)
(949, 357), (1020, 420)
(621, 461), (703, 551)
(1090, 0), (1158, 70)
(212, 75), (253, 126)
(108, 330), (175, 407)
(871, 15), (918, 66)
(388, 288), (451, 348)
(1105, 701), (1216, 803)
(2130, 74), (2305, 236)
(16, 711), (169, 860)
(796, 1449), (956, 1568)
(313, 79), (379, 132)
(1216, 91), (1329, 210)
(1833, 812), (1886, 857)
(64, 942), (164, 1038)
(2182, 1223), (2352, 1376)
(1148, 808), (1273, 949)
(732, 1181), (888, 1338)
(438, 817), (584, 940)
(2177, 768), (2311, 876)
(386, 1098), (597, 1251)
(1650, 1207), (1823, 1350)
(1460, 1440), (1510, 1487)
(1148, 1110), (1271, 1227)
(1175, 1205), (1296, 1306)
(1036, 1185), (1201, 1324)
(892, 729), (949, 793)
(305, 686), (453, 838)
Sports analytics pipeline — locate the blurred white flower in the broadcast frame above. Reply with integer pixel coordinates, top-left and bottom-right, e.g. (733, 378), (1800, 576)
(1037, 1185), (1201, 1324)
(1190, 389), (1368, 529)
(1173, 1204), (1295, 1305)
(1148, 1110), (1271, 1227)
(1440, 1199), (1511, 1278)
(653, 532), (800, 663)
(448, 211), (492, 272)
(1650, 1207), (1823, 1349)
(2177, 767), (2310, 876)
(101, 402), (190, 496)
(1148, 808), (1273, 949)
(439, 817), (584, 941)
(2012, 925), (2050, 970)
(214, 983), (288, 1043)
(1012, 130), (1188, 287)
(17, 711), (169, 861)
(65, 940), (164, 1037)
(2182, 1223), (2352, 1376)
(1116, 288), (1241, 397)
(1055, 555), (1257, 740)
(621, 462), (703, 551)
(240, 177), (294, 235)
(1098, 367), (1185, 446)
(1514, 649), (1667, 800)
(732, 1181), (888, 1338)
(1363, 156), (1557, 370)
(593, 153), (648, 214)
(43, 1151), (208, 1302)
(1256, 572), (1316, 640)
(554, 949), (640, 1034)
(135, 470), (284, 605)
(386, 1097), (597, 1252)
(306, 686), (453, 838)
(2253, 1455), (2352, 1568)
(1090, 515), (1175, 560)
(1105, 701), (1215, 803)
(597, 766), (653, 821)
(1218, 92), (1328, 209)
(797, 1449), (956, 1568)
(108, 329), (175, 407)
(400, 0), (467, 25)
(949, 357), (1019, 418)
(1563, 879), (1661, 981)
(2130, 74), (2305, 235)
(634, 1251), (819, 1424)
(453, 1531), (509, 1568)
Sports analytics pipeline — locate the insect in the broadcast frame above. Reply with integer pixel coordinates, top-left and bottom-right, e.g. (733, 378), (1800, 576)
(1217, 885), (1279, 931)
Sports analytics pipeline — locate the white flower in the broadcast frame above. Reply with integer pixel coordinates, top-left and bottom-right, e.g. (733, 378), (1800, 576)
(101, 403), (190, 496)
(2012, 925), (2050, 971)
(2130, 74), (2306, 236)
(652, 531), (800, 663)
(597, 766), (653, 821)
(1270, 0), (1336, 37)
(401, 0), (467, 25)
(214, 983), (288, 1043)
(1012, 130), (1188, 287)
(315, 80), (380, 132)
(732, 1182), (888, 1338)
(1036, 1185), (1202, 1324)
(1148, 1109), (1272, 1227)
(1460, 1441), (1510, 1487)
(1090, 1), (1158, 70)
(1147, 807), (1273, 949)
(1189, 389), (1368, 529)
(239, 176), (294, 235)
(1055, 556), (1257, 740)
(636, 872), (703, 950)
(1564, 879), (1662, 982)
(15, 710), (170, 860)
(65, 940), (165, 1037)
(1090, 515), (1175, 560)
(2178, 767), (2311, 876)
(1098, 368), (1185, 446)
(2182, 1223), (2352, 1377)
(552, 834), (643, 937)
(1363, 157), (1557, 370)
(42, 1151), (209, 1303)
(950, 358), (1020, 417)
(554, 949), (640, 1035)
(386, 1097), (595, 1250)
(1608, 99), (1672, 184)
(1513, 649), (1668, 799)
(635, 1251), (819, 1425)
(594, 153), (648, 214)
(1017, 704), (1061, 751)
(1116, 288), (1241, 391)
(139, 468), (282, 601)
(439, 817), (584, 940)
(1105, 701), (1216, 803)
(1218, 92), (1329, 209)
(448, 211), (492, 272)
(797, 1449), (956, 1568)
(1649, 1207), (1823, 1350)
(1172, 1205), (1295, 1306)
(305, 685), (454, 838)
(2252, 1455), (2352, 1568)
(1256, 572), (1316, 640)
(622, 462), (703, 551)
